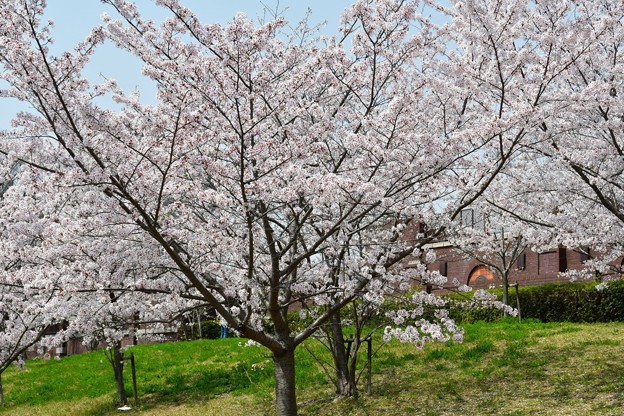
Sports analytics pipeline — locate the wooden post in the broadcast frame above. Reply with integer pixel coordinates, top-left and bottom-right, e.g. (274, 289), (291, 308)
(130, 353), (138, 405)
(366, 336), (372, 395)
(345, 336), (354, 367)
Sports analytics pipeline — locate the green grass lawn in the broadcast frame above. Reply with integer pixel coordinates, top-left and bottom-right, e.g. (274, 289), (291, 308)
(1, 320), (624, 415)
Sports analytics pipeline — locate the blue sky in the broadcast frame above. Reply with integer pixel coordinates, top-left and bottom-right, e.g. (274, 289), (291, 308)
(45, 0), (356, 54)
(0, 0), (354, 129)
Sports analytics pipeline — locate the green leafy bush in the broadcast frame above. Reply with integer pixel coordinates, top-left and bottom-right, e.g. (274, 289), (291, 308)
(445, 281), (624, 323)
(509, 281), (624, 322)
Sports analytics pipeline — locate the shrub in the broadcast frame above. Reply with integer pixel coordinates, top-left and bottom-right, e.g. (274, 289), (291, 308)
(446, 281), (624, 323)
(510, 281), (624, 323)
(200, 319), (222, 339)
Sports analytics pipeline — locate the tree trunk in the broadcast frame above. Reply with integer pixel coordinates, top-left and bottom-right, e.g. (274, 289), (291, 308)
(347, 339), (360, 397)
(0, 371), (5, 407)
(111, 342), (127, 406)
(502, 273), (510, 316)
(329, 313), (357, 397)
(273, 348), (297, 416)
(502, 275), (509, 306)
(197, 310), (202, 339)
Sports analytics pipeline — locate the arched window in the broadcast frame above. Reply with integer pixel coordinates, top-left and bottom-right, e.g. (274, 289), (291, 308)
(467, 265), (498, 289)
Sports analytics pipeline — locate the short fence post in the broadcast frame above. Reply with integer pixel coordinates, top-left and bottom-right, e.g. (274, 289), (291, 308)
(366, 336), (372, 395)
(121, 352), (139, 406)
(345, 336), (354, 366)
(129, 353), (138, 405)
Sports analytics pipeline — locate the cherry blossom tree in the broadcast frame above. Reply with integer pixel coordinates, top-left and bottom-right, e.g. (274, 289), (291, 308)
(301, 250), (466, 397)
(0, 0), (522, 412)
(410, 0), (610, 307)
(0, 1), (468, 413)
(1, 0), (612, 414)
(448, 206), (530, 307)
(64, 275), (195, 406)
(471, 0), (624, 284)
(0, 162), (188, 406)
(533, 0), (624, 281)
(0, 162), (69, 407)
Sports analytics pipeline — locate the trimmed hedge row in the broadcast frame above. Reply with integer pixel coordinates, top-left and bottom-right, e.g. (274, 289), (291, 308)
(447, 280), (624, 323)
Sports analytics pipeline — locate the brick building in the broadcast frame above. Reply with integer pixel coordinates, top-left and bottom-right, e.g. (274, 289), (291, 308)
(411, 242), (591, 290)
(399, 217), (612, 291)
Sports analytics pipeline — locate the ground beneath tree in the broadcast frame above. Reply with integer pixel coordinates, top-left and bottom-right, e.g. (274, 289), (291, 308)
(1, 321), (623, 415)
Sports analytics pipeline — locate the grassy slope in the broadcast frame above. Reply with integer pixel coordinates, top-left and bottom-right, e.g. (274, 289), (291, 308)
(1, 321), (624, 415)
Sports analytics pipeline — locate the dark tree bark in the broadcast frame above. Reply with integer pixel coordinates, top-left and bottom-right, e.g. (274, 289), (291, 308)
(106, 341), (127, 406)
(273, 347), (297, 416)
(502, 273), (510, 309)
(329, 312), (357, 397)
(330, 312), (349, 395)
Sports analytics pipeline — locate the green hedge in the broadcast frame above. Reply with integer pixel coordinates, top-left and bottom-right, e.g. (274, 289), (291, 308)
(511, 281), (624, 323)
(445, 281), (624, 323)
